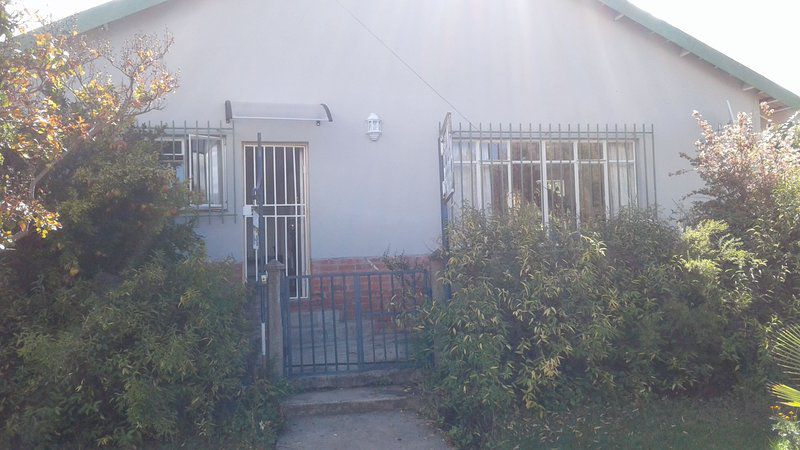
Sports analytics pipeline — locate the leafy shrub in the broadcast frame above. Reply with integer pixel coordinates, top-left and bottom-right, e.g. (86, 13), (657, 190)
(682, 108), (800, 448)
(0, 132), (283, 448)
(420, 206), (767, 447)
(1, 255), (282, 448)
(420, 109), (800, 448)
(747, 169), (800, 327)
(681, 107), (799, 235)
(682, 109), (800, 325)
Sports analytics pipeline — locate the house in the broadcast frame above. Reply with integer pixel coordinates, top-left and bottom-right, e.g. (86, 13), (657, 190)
(57, 0), (799, 286)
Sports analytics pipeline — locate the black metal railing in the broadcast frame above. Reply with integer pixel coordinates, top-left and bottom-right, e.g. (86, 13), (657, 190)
(279, 270), (430, 377)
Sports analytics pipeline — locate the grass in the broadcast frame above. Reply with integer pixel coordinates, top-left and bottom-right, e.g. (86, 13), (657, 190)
(564, 393), (772, 449)
(489, 391), (776, 449)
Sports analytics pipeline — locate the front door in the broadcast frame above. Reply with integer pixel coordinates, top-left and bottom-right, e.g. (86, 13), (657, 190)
(244, 143), (309, 297)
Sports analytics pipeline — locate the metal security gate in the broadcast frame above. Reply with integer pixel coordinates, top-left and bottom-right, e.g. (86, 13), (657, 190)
(243, 140), (309, 295)
(280, 270), (430, 376)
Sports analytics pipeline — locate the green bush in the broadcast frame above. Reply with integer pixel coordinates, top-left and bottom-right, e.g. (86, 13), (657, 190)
(0, 132), (283, 448)
(420, 206), (768, 447)
(1, 255), (283, 448)
(683, 110), (800, 326)
(747, 169), (800, 327)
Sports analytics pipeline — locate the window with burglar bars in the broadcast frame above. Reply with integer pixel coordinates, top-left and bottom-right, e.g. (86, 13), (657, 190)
(159, 134), (226, 209)
(441, 120), (657, 226)
(245, 144), (309, 298)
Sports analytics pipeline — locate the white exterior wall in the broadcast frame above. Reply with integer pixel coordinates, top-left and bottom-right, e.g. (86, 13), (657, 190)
(92, 0), (761, 262)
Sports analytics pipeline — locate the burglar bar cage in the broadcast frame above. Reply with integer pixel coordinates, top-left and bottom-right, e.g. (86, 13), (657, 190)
(439, 114), (658, 229)
(140, 120), (237, 224)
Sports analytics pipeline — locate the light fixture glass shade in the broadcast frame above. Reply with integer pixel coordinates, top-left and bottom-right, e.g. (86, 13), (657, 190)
(366, 113), (382, 141)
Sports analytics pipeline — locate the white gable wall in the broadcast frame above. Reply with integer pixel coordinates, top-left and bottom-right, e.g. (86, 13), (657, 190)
(91, 0), (760, 262)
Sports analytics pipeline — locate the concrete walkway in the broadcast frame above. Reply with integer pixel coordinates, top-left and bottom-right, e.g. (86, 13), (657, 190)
(276, 386), (452, 449)
(277, 410), (451, 450)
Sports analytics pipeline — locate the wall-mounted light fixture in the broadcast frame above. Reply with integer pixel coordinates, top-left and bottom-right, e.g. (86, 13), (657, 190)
(366, 113), (382, 141)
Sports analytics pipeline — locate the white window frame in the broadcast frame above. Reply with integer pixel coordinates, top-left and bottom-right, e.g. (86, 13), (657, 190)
(158, 135), (227, 211)
(453, 138), (638, 226)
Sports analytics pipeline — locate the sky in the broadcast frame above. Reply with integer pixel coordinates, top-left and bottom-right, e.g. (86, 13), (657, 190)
(9, 0), (800, 95)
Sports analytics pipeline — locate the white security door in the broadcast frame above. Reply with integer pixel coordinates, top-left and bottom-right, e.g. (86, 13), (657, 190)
(244, 144), (309, 295)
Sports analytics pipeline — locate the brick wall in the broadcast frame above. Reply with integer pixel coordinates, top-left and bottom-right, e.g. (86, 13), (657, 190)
(310, 255), (430, 275)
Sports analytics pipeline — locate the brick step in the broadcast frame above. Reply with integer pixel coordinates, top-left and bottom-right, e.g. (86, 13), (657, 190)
(281, 386), (418, 418)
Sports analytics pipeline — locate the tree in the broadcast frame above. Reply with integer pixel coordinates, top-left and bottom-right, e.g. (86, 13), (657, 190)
(0, 2), (177, 249)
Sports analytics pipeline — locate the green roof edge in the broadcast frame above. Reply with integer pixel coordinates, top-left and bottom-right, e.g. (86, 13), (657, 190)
(49, 0), (171, 35)
(598, 0), (800, 109)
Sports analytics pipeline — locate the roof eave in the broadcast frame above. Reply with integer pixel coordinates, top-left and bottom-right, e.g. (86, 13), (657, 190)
(47, 0), (171, 35)
(598, 0), (800, 110)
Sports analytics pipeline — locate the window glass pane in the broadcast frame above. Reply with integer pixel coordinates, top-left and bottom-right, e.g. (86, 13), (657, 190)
(208, 141), (222, 205)
(452, 162), (464, 207)
(245, 146), (254, 203)
(511, 141), (540, 161)
(608, 141), (635, 161)
(187, 136), (224, 206)
(579, 161), (605, 222)
(190, 138), (207, 202)
(545, 162), (576, 220)
(482, 165), (508, 214)
(159, 139), (183, 162)
(578, 142), (603, 160)
(454, 140), (474, 161)
(158, 139), (186, 182)
(606, 141), (636, 215)
(511, 163), (542, 209)
(453, 159), (478, 208)
(481, 141), (506, 161)
(546, 142), (573, 161)
(609, 162), (637, 213)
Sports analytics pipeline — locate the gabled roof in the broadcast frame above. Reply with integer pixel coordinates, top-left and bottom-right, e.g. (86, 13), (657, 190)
(52, 0), (800, 110)
(598, 0), (800, 110)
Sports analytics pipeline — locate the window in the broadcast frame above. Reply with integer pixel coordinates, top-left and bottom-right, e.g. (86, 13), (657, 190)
(159, 135), (225, 209)
(452, 138), (638, 224)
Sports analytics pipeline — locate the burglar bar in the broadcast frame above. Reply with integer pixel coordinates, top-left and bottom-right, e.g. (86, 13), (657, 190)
(439, 118), (657, 229)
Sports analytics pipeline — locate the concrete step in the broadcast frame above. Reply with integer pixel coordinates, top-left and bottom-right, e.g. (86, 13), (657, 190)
(289, 368), (420, 391)
(281, 386), (418, 418)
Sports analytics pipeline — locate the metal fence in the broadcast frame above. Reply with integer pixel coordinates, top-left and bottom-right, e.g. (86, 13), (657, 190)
(439, 114), (658, 230)
(278, 270), (430, 376)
